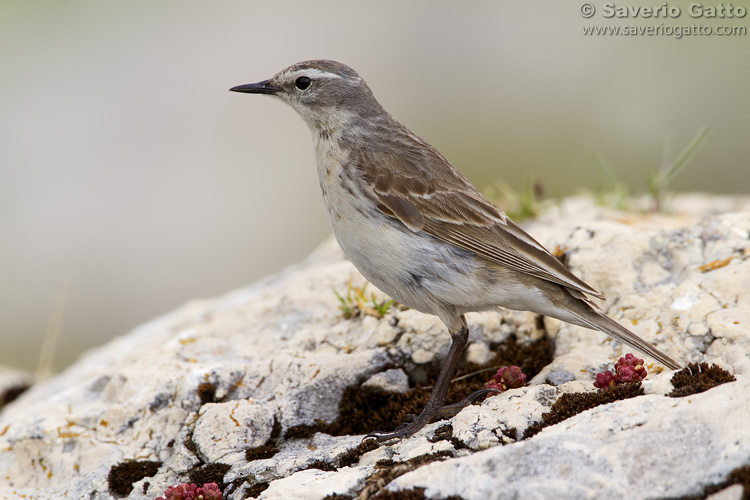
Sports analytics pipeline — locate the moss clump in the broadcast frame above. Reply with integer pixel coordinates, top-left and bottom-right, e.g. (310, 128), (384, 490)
(669, 362), (736, 398)
(524, 382), (644, 439)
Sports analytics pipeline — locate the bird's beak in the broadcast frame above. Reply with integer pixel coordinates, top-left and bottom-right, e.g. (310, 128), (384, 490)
(229, 80), (279, 95)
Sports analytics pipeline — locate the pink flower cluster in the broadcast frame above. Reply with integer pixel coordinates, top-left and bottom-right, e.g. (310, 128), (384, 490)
(485, 366), (527, 392)
(594, 353), (648, 389)
(155, 483), (222, 500)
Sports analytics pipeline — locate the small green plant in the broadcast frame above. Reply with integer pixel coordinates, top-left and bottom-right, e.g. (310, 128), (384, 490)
(483, 177), (545, 222)
(647, 127), (711, 212)
(593, 127), (711, 212)
(591, 152), (631, 211)
(332, 279), (395, 319)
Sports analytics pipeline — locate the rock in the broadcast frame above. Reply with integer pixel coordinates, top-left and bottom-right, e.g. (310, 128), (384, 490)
(193, 400), (276, 463)
(388, 376), (750, 499)
(0, 195), (748, 500)
(361, 369), (410, 394)
(0, 366), (33, 411)
(707, 484), (745, 500)
(259, 468), (366, 500)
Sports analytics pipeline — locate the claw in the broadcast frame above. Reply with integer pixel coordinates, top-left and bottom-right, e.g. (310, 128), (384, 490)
(362, 394), (487, 442)
(466, 387), (502, 403)
(361, 432), (385, 444)
(363, 323), (473, 442)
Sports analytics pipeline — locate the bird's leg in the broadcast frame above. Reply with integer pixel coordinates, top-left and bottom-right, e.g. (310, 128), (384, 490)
(365, 320), (470, 442)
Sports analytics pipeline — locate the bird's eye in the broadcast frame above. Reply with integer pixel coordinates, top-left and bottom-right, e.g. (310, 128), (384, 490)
(295, 76), (312, 90)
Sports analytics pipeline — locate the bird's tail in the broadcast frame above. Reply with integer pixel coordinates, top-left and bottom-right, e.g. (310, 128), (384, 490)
(572, 306), (682, 371)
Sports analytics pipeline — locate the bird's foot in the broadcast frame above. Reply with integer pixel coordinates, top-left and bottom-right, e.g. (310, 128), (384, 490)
(363, 388), (497, 443)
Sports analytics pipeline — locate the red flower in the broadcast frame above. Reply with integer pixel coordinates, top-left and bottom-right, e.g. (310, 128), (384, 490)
(594, 370), (616, 389)
(155, 482), (222, 500)
(594, 353), (647, 390)
(486, 366), (527, 392)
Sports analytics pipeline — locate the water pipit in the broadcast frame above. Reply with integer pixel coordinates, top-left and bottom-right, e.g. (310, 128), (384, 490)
(230, 60), (681, 440)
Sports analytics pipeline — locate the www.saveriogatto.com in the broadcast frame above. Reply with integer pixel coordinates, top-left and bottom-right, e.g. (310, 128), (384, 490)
(580, 2), (747, 38)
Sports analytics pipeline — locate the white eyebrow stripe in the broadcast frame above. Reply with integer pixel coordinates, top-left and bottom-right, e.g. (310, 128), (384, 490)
(299, 68), (343, 80)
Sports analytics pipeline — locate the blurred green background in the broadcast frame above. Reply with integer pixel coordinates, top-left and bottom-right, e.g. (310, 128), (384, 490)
(1, 1), (748, 372)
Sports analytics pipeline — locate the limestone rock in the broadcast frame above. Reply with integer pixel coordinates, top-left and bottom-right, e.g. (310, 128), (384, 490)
(0, 195), (747, 500)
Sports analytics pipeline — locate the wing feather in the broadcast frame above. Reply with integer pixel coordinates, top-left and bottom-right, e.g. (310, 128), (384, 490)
(353, 147), (605, 300)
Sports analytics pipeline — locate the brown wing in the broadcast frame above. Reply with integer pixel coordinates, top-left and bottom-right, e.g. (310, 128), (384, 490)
(353, 146), (605, 300)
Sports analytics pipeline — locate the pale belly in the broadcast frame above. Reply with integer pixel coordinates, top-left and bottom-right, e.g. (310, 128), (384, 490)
(314, 140), (557, 322)
(319, 168), (542, 318)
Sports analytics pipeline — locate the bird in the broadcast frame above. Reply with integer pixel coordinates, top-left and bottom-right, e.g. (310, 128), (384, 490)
(230, 60), (681, 440)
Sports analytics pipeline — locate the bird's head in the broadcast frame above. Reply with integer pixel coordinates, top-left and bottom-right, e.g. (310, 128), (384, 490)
(231, 60), (382, 133)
